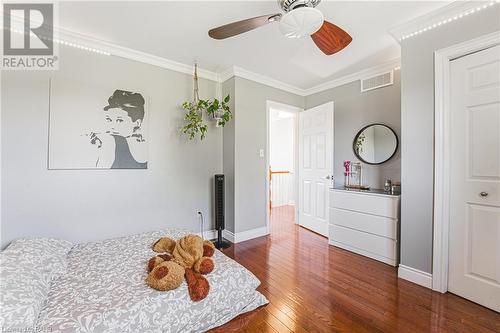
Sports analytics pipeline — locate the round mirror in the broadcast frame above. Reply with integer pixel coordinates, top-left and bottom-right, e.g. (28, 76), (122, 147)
(353, 124), (398, 165)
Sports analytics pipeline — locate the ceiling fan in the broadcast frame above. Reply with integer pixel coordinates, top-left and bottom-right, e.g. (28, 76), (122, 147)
(208, 0), (352, 56)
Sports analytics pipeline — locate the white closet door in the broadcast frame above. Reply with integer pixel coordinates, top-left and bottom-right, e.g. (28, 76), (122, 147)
(298, 102), (333, 237)
(448, 44), (500, 312)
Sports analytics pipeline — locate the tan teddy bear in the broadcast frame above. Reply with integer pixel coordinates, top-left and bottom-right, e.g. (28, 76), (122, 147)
(146, 234), (216, 301)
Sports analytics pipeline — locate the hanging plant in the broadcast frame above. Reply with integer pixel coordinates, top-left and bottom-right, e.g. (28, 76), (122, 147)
(181, 99), (209, 140)
(206, 95), (231, 127)
(181, 64), (232, 140)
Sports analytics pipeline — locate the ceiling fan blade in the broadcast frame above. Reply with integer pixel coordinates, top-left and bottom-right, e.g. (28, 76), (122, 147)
(311, 21), (352, 55)
(209, 14), (281, 40)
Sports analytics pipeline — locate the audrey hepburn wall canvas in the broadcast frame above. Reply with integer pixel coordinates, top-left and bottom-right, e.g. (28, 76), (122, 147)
(48, 79), (148, 169)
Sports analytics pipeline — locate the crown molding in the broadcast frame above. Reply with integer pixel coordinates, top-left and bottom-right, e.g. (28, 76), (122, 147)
(59, 24), (306, 94)
(218, 58), (400, 97)
(233, 66), (305, 96)
(5, 14), (399, 96)
(5, 13), (220, 80)
(56, 26), (220, 81)
(302, 57), (401, 96)
(219, 66), (306, 96)
(388, 0), (497, 42)
(3, 12), (219, 80)
(218, 67), (235, 84)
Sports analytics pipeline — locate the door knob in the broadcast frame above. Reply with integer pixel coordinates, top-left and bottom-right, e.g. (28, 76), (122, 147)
(325, 175), (331, 179)
(479, 191), (489, 197)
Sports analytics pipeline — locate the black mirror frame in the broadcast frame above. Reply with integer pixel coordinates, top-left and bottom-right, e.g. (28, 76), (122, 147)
(352, 123), (399, 165)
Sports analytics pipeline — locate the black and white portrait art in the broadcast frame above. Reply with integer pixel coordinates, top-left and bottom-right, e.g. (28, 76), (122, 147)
(48, 79), (148, 169)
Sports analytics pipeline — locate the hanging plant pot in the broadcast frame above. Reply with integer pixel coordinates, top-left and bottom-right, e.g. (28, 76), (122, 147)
(213, 108), (224, 127)
(181, 64), (232, 140)
(206, 95), (231, 128)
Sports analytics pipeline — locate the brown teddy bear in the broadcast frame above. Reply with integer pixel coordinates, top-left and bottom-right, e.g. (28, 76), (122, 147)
(146, 234), (216, 302)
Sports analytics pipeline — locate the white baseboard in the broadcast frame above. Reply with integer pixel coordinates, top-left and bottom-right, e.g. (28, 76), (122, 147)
(200, 230), (233, 242)
(201, 227), (269, 244)
(234, 226), (269, 243)
(222, 230), (235, 243)
(398, 264), (433, 289)
(199, 230), (217, 240)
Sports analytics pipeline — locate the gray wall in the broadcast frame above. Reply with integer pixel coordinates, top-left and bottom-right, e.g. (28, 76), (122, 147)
(1, 46), (222, 248)
(222, 78), (236, 233)
(305, 71), (401, 189)
(400, 8), (500, 273)
(233, 77), (303, 233)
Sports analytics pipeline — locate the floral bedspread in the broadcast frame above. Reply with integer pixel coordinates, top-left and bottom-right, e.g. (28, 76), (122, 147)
(35, 229), (267, 333)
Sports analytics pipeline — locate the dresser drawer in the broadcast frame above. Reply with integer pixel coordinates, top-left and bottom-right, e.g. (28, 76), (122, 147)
(330, 208), (398, 239)
(329, 190), (399, 218)
(329, 224), (397, 260)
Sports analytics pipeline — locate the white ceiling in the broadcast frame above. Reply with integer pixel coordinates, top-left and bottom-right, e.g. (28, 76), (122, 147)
(59, 1), (449, 89)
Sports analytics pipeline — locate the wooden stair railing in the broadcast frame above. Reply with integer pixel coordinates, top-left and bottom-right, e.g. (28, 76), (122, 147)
(269, 167), (291, 211)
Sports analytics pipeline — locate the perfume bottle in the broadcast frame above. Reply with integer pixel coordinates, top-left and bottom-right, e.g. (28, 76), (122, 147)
(384, 180), (392, 192)
(343, 161), (351, 187)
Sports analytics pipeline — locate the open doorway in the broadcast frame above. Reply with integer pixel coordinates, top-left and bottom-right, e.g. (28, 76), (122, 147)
(266, 101), (300, 232)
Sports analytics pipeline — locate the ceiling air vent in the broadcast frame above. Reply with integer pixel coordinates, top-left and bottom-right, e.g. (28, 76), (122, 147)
(360, 70), (394, 93)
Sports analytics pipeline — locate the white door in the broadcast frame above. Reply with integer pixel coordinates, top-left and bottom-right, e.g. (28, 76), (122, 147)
(298, 102), (333, 236)
(448, 44), (500, 312)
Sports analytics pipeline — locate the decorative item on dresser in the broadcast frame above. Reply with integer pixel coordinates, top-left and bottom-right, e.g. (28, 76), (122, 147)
(384, 179), (392, 192)
(329, 187), (400, 266)
(343, 160), (369, 190)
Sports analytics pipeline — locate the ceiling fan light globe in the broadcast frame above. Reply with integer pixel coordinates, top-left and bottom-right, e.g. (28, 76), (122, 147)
(278, 7), (324, 39)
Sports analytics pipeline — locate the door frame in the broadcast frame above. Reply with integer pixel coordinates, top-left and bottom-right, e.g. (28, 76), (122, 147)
(266, 101), (302, 230)
(432, 31), (500, 293)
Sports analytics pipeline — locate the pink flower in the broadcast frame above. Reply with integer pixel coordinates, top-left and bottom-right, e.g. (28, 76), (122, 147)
(343, 161), (350, 174)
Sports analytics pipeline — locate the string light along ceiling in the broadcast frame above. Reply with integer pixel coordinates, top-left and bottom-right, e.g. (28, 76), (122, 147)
(400, 0), (500, 41)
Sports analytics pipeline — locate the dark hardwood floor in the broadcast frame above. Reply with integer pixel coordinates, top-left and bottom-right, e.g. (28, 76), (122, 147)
(210, 205), (500, 333)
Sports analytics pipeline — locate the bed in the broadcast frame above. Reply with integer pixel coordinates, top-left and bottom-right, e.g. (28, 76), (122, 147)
(0, 229), (268, 333)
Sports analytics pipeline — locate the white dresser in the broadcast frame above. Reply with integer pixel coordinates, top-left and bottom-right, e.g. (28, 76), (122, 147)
(329, 187), (400, 266)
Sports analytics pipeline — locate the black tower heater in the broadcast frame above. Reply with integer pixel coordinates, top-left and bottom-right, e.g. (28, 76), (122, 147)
(213, 174), (231, 249)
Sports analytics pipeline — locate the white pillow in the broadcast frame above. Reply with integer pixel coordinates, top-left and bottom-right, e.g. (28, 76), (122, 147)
(0, 238), (73, 331)
(3, 237), (73, 275)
